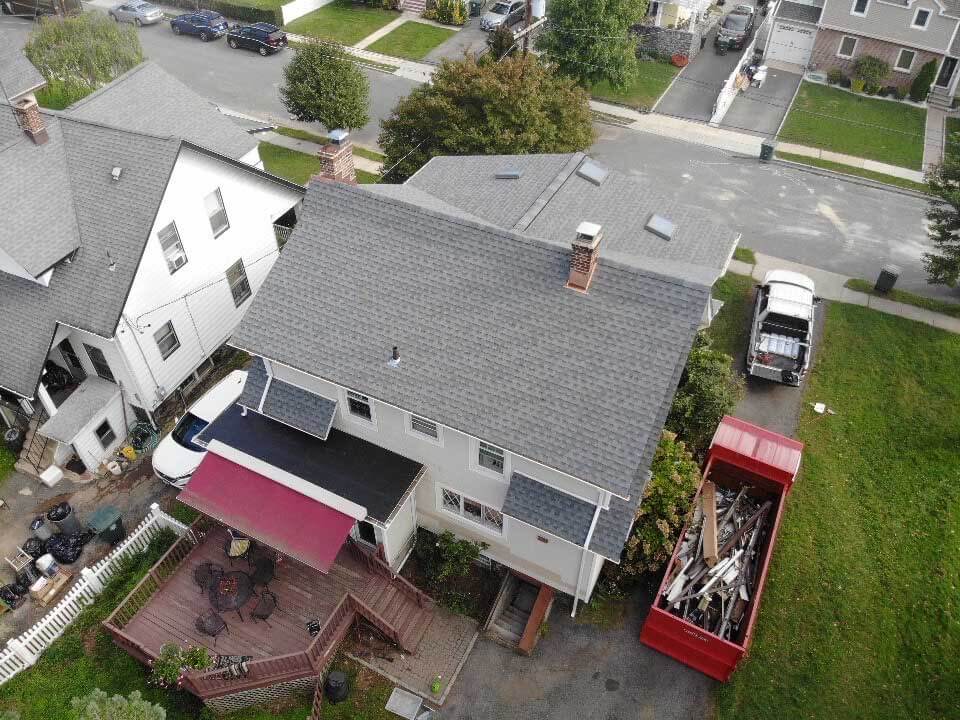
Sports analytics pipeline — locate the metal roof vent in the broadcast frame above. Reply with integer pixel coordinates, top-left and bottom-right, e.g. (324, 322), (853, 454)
(495, 169), (522, 180)
(387, 346), (401, 369)
(645, 214), (675, 241)
(111, 167), (123, 182)
(576, 159), (608, 186)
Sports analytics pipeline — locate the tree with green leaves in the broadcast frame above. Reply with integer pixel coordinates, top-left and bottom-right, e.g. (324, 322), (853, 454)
(666, 331), (743, 459)
(70, 689), (166, 720)
(280, 42), (370, 131)
(378, 54), (594, 182)
(486, 24), (517, 60)
(538, 0), (648, 89)
(923, 161), (960, 286)
(25, 13), (143, 109)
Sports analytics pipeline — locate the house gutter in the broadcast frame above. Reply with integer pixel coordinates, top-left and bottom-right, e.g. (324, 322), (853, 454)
(571, 491), (605, 617)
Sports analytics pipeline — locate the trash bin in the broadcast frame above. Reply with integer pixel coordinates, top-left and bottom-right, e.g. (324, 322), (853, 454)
(874, 263), (901, 293)
(87, 505), (126, 545)
(324, 671), (349, 703)
(760, 138), (776, 162)
(3, 427), (24, 454)
(47, 502), (81, 535)
(470, 0), (482, 15)
(31, 515), (55, 541)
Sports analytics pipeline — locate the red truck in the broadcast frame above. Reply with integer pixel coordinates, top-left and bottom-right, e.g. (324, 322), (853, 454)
(640, 415), (803, 681)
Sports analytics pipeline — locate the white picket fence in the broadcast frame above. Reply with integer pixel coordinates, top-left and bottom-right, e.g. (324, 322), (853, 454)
(0, 503), (192, 685)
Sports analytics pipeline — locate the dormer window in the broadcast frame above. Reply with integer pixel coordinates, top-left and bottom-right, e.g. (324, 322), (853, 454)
(851, 0), (868, 16)
(912, 8), (930, 28)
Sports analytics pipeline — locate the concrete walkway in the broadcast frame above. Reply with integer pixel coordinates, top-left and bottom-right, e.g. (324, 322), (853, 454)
(923, 107), (947, 171)
(259, 131), (384, 173)
(353, 15), (410, 50)
(730, 252), (960, 333)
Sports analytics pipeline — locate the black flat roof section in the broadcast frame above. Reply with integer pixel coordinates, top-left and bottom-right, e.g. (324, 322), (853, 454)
(202, 404), (423, 523)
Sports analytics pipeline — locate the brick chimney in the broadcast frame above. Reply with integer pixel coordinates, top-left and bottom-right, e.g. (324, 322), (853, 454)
(318, 128), (355, 184)
(13, 97), (48, 145)
(566, 222), (602, 292)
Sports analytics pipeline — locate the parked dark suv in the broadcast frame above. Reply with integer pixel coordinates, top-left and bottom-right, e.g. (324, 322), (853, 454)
(715, 7), (755, 50)
(170, 10), (229, 41)
(226, 22), (288, 55)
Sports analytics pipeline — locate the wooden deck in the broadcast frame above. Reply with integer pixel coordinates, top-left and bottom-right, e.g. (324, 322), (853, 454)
(120, 528), (429, 661)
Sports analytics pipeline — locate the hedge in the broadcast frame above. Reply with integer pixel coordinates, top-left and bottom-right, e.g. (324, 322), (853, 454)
(167, 0), (282, 25)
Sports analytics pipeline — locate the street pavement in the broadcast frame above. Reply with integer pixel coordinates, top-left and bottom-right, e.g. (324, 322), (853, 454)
(591, 123), (957, 301)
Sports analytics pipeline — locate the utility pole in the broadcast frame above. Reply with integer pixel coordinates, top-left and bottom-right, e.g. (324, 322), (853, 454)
(523, 0), (532, 53)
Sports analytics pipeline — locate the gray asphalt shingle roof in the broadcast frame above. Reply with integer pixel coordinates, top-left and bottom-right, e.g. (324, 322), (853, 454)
(37, 377), (121, 443)
(502, 472), (595, 548)
(777, 1), (822, 24)
(0, 45), (45, 102)
(69, 62), (256, 160)
(231, 180), (709, 504)
(238, 357), (338, 440)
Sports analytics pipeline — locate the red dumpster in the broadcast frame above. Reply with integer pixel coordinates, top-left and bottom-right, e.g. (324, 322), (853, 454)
(639, 415), (803, 681)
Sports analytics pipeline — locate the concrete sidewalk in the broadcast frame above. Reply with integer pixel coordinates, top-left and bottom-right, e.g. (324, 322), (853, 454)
(730, 252), (960, 333)
(923, 107), (947, 171)
(259, 131), (384, 173)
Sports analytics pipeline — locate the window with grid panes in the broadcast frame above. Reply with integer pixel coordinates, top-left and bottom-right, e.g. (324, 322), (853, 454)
(478, 441), (505, 474)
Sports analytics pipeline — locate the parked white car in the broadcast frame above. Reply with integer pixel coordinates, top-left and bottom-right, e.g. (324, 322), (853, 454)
(152, 370), (247, 488)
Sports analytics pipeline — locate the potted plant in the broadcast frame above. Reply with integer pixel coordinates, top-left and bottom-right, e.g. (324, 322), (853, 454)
(149, 644), (212, 689)
(671, 53), (689, 67)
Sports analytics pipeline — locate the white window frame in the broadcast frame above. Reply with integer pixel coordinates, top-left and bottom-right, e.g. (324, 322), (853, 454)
(405, 412), (443, 446)
(850, 0), (869, 16)
(470, 437), (509, 479)
(343, 389), (377, 428)
(894, 47), (916, 72)
(158, 221), (187, 274)
(911, 7), (930, 29)
(437, 486), (505, 536)
(205, 188), (230, 238)
(153, 321), (181, 360)
(837, 35), (858, 59)
(225, 259), (252, 307)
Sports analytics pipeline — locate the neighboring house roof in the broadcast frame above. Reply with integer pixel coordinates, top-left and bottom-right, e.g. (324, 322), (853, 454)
(0, 44), (45, 102)
(69, 62), (257, 160)
(406, 153), (739, 285)
(231, 174), (717, 559)
(777, 0), (823, 24)
(37, 376), (121, 443)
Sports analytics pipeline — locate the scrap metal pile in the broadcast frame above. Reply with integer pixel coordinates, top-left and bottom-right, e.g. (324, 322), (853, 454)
(661, 481), (772, 641)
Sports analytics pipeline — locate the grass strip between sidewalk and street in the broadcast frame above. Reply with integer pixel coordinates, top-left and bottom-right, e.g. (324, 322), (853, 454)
(779, 82), (926, 170)
(275, 126), (385, 162)
(284, 0), (399, 46)
(717, 302), (960, 720)
(260, 142), (379, 185)
(844, 278), (960, 317)
(365, 20), (456, 61)
(776, 152), (928, 194)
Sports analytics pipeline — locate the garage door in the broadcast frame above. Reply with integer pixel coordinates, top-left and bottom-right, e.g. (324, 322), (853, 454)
(765, 22), (816, 67)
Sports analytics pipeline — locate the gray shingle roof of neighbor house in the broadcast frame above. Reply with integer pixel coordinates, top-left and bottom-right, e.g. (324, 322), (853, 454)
(238, 357), (338, 440)
(69, 62), (257, 160)
(0, 45), (45, 102)
(776, 1), (823, 24)
(37, 377), (121, 443)
(231, 176), (716, 559)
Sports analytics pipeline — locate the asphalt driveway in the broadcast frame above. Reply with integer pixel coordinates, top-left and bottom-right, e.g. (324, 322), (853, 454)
(425, 19), (489, 62)
(723, 66), (801, 137)
(442, 591), (714, 720)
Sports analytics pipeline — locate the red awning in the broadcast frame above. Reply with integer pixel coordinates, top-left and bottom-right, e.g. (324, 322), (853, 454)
(177, 452), (356, 573)
(708, 415), (804, 489)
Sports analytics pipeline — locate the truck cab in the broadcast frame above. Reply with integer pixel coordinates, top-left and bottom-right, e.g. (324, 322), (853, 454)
(747, 270), (817, 386)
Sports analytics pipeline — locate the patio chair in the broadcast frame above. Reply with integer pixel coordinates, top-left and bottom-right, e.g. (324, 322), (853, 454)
(250, 556), (275, 590)
(224, 529), (253, 565)
(195, 611), (229, 646)
(251, 589), (278, 626)
(193, 562), (224, 595)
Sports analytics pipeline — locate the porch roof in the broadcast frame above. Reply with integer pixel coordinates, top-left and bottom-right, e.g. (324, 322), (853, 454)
(178, 452), (357, 573)
(199, 404), (423, 524)
(37, 376), (119, 443)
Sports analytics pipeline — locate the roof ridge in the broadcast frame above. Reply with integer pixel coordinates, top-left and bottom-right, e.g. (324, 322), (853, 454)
(512, 152), (583, 232)
(65, 61), (151, 110)
(46, 107), (180, 144)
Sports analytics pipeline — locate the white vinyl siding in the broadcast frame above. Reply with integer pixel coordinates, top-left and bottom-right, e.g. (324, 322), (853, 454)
(226, 259), (251, 307)
(205, 188), (230, 237)
(154, 321), (181, 360)
(838, 35), (858, 58)
(158, 222), (187, 274)
(895, 48), (916, 71)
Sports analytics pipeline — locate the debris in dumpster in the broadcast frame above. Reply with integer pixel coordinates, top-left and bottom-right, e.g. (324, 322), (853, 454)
(663, 486), (772, 642)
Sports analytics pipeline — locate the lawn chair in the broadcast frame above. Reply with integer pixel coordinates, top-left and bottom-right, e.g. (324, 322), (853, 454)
(251, 589), (278, 626)
(224, 529), (253, 565)
(193, 562), (224, 595)
(195, 611), (229, 646)
(250, 556), (275, 590)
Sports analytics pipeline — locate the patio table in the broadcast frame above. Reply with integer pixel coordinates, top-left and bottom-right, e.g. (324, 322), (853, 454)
(209, 571), (253, 619)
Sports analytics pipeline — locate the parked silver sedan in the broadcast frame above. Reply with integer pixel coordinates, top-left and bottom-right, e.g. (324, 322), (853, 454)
(109, 0), (164, 25)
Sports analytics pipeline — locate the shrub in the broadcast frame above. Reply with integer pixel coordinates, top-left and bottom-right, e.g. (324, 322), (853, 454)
(168, 0), (281, 24)
(665, 331), (743, 460)
(150, 644), (211, 689)
(853, 55), (890, 87)
(826, 67), (844, 85)
(910, 59), (937, 101)
(71, 690), (166, 720)
(415, 530), (487, 589)
(879, 85), (895, 97)
(894, 85), (909, 100)
(616, 431), (702, 579)
(430, 0), (466, 25)
(486, 24), (516, 60)
(851, 77), (866, 93)
(280, 42), (370, 131)
(864, 82), (880, 95)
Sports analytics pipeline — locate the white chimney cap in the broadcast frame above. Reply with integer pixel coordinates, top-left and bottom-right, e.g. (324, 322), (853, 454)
(328, 129), (349, 144)
(576, 221), (602, 239)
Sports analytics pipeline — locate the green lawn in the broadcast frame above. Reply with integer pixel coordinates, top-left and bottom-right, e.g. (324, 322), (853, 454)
(0, 445), (14, 493)
(844, 278), (960, 317)
(780, 82), (927, 169)
(776, 151), (929, 194)
(732, 247), (756, 264)
(590, 60), (679, 111)
(708, 272), (755, 360)
(945, 116), (960, 162)
(717, 303), (960, 720)
(275, 126), (386, 162)
(261, 142), (379, 185)
(285, 0), (399, 46)
(365, 20), (455, 61)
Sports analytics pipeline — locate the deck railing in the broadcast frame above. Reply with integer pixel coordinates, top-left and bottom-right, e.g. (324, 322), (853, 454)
(346, 538), (434, 610)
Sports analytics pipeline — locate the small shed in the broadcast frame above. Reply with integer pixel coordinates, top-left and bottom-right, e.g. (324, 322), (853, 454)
(38, 377), (125, 471)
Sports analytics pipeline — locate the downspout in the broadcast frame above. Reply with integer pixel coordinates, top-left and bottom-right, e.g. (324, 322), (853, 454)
(571, 491), (605, 618)
(258, 358), (274, 412)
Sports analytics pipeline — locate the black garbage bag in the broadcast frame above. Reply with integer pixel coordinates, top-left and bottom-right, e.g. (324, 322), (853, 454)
(16, 565), (39, 586)
(43, 531), (91, 564)
(0, 585), (22, 605)
(10, 582), (27, 596)
(22, 537), (44, 558)
(46, 502), (71, 522)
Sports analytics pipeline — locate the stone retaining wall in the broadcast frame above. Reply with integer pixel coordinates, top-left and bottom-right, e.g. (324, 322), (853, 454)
(634, 22), (710, 60)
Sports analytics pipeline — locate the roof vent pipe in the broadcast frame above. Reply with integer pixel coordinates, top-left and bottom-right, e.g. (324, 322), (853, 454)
(387, 346), (401, 368)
